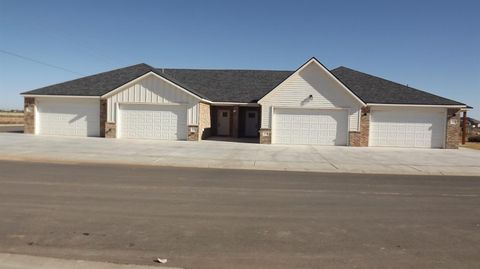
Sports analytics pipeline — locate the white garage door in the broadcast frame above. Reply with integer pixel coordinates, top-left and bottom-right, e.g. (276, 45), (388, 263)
(118, 104), (187, 140)
(36, 98), (100, 137)
(273, 108), (348, 145)
(370, 108), (446, 148)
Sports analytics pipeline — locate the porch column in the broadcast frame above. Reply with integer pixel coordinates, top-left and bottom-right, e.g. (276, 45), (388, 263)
(232, 106), (239, 138)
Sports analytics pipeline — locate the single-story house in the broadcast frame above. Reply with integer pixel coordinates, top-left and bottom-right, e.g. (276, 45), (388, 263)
(21, 57), (471, 149)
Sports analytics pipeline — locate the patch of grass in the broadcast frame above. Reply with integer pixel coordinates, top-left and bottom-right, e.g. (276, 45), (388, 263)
(460, 142), (480, 150)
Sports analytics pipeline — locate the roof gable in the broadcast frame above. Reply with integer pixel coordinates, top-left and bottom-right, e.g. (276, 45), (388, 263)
(258, 58), (366, 106)
(100, 71), (206, 101)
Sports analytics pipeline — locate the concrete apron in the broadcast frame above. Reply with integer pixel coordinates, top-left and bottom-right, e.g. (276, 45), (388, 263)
(0, 253), (180, 269)
(0, 133), (479, 176)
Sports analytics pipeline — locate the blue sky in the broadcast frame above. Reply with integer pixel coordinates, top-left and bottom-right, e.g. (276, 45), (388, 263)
(1, 0), (479, 117)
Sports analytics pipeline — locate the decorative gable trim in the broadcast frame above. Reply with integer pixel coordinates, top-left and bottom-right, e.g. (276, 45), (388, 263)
(258, 57), (366, 106)
(101, 71), (211, 103)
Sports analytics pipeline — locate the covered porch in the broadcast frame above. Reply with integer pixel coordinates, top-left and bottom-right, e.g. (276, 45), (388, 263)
(208, 104), (261, 142)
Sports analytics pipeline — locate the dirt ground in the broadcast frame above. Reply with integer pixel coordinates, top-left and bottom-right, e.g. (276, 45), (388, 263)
(0, 112), (23, 124)
(461, 142), (480, 150)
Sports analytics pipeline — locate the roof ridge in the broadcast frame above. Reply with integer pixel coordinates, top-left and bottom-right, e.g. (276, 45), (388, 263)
(158, 67), (294, 72)
(81, 63), (153, 77)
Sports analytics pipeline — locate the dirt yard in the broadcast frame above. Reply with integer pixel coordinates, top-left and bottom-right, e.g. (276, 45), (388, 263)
(461, 142), (480, 150)
(0, 112), (24, 124)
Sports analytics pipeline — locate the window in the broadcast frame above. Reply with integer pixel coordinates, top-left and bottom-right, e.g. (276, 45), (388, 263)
(222, 112), (228, 117)
(248, 112), (256, 118)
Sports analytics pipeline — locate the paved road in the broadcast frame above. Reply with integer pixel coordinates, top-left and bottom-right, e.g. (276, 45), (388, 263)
(0, 160), (479, 269)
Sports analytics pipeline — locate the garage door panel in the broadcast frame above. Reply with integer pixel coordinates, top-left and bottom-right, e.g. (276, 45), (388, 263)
(119, 104), (187, 140)
(370, 109), (445, 148)
(273, 108), (348, 145)
(37, 100), (100, 137)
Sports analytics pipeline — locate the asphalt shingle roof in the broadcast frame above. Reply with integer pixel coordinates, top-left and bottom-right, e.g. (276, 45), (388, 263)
(23, 63), (155, 96)
(23, 63), (466, 106)
(160, 68), (292, 103)
(330, 66), (465, 106)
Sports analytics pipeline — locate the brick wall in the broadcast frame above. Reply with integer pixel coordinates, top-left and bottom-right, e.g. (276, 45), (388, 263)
(198, 102), (211, 140)
(349, 107), (369, 147)
(259, 128), (271, 144)
(101, 99), (116, 138)
(187, 125), (199, 141)
(105, 122), (116, 138)
(100, 99), (107, 137)
(23, 97), (35, 134)
(446, 108), (461, 149)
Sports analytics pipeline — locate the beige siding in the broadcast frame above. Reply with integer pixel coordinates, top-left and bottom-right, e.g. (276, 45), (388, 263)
(106, 74), (200, 125)
(259, 62), (361, 131)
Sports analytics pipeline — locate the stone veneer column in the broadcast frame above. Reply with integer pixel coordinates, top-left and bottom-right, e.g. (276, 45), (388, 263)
(349, 107), (370, 147)
(100, 99), (107, 137)
(198, 102), (211, 140)
(187, 125), (199, 141)
(259, 128), (271, 144)
(101, 99), (116, 138)
(23, 97), (35, 134)
(105, 123), (116, 138)
(445, 108), (461, 149)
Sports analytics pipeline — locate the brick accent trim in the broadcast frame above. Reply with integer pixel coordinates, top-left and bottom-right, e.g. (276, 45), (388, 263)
(100, 99), (107, 137)
(446, 108), (461, 149)
(198, 102), (211, 140)
(349, 107), (369, 147)
(24, 97), (35, 134)
(259, 128), (271, 144)
(105, 122), (116, 138)
(187, 125), (199, 141)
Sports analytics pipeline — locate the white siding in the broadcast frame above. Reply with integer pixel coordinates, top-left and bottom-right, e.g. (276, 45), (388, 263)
(106, 74), (200, 125)
(259, 62), (361, 131)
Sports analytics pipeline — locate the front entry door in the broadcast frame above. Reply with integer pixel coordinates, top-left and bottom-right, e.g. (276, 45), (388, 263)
(217, 109), (230, 136)
(244, 110), (258, 137)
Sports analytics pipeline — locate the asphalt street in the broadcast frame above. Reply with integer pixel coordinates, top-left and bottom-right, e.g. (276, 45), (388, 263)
(0, 160), (479, 269)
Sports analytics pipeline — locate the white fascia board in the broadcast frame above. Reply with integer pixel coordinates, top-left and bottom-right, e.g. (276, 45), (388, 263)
(272, 106), (350, 111)
(367, 103), (468, 108)
(306, 58), (366, 106)
(211, 102), (260, 107)
(117, 101), (188, 106)
(258, 57), (366, 106)
(22, 94), (100, 99)
(100, 71), (211, 103)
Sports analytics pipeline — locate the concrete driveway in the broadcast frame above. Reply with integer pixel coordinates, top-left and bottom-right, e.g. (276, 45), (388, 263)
(0, 133), (479, 176)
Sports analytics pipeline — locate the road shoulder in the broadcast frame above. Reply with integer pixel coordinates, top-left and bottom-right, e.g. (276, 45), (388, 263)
(0, 253), (180, 269)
